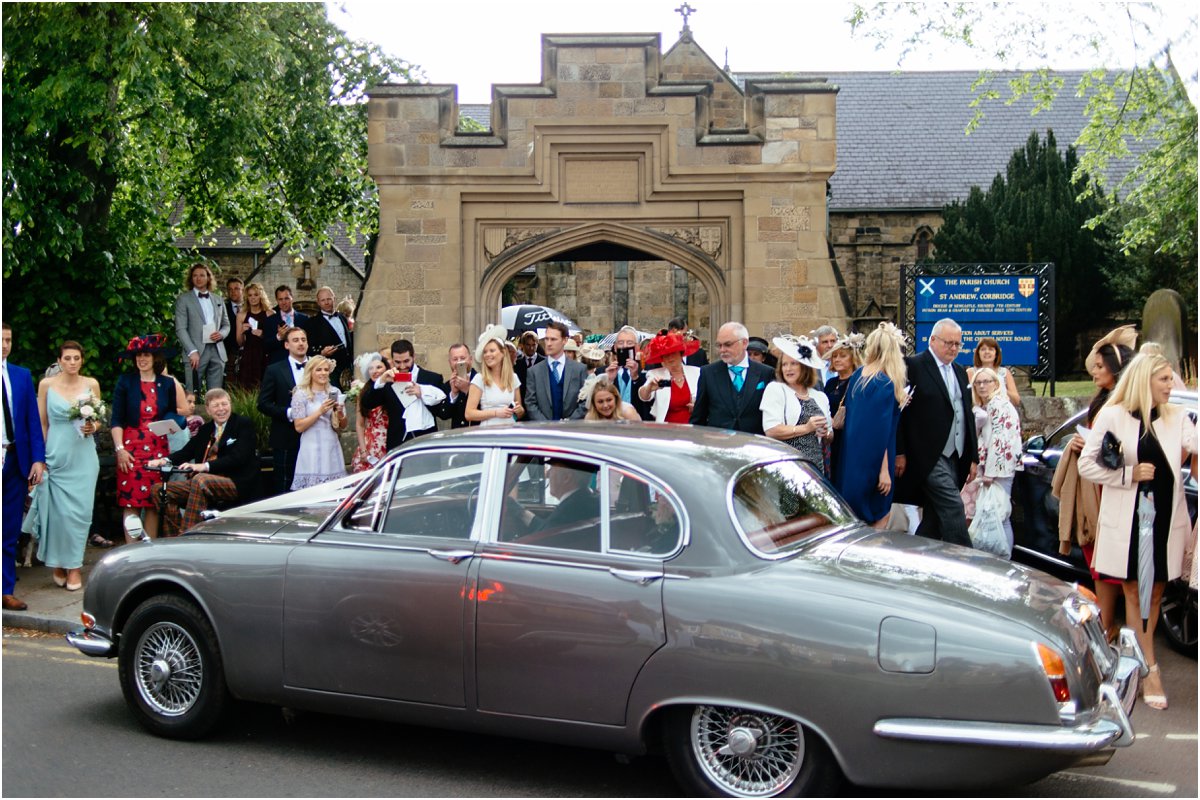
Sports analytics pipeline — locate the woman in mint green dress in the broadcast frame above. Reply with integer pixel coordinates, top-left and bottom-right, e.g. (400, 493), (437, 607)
(23, 341), (101, 592)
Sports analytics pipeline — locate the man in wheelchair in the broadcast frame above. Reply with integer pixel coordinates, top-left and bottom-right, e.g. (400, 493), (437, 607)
(147, 388), (259, 536)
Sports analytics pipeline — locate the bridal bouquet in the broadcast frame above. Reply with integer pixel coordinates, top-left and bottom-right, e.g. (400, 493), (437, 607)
(68, 391), (108, 438)
(343, 379), (366, 405)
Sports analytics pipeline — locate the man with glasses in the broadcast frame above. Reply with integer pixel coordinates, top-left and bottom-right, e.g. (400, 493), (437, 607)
(690, 322), (775, 434)
(895, 318), (977, 546)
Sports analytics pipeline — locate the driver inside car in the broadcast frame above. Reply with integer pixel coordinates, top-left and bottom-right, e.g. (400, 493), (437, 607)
(503, 459), (599, 537)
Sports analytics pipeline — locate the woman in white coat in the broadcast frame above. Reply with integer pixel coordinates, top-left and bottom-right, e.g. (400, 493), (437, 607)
(638, 331), (702, 424)
(760, 335), (833, 475)
(1079, 352), (1196, 711)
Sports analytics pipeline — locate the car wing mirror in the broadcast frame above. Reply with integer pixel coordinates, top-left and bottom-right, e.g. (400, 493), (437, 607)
(1025, 435), (1045, 457)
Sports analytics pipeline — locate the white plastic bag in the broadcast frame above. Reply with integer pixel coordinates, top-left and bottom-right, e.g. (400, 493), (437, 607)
(968, 482), (1011, 558)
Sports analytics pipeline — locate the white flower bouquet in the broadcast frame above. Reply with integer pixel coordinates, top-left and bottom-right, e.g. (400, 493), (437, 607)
(67, 390), (108, 438)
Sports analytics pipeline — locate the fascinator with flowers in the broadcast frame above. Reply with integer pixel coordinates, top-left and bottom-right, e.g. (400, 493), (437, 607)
(577, 373), (605, 408)
(643, 330), (701, 364)
(829, 332), (865, 356)
(117, 333), (177, 359)
(877, 321), (910, 350)
(475, 324), (511, 364)
(771, 334), (825, 370)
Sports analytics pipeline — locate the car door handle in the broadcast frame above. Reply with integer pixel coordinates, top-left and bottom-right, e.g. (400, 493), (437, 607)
(428, 549), (475, 564)
(609, 568), (663, 585)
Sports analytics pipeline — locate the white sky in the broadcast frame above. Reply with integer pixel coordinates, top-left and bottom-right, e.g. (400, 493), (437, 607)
(328, 1), (1198, 104)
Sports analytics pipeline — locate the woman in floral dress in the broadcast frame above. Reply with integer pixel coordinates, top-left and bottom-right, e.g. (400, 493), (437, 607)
(350, 353), (389, 473)
(971, 366), (1023, 556)
(110, 334), (187, 541)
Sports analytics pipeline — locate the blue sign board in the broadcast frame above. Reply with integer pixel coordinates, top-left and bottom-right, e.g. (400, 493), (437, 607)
(914, 275), (1040, 366)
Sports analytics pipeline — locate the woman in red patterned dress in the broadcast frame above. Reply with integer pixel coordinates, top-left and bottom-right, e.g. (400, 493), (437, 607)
(110, 335), (188, 541)
(350, 353), (390, 473)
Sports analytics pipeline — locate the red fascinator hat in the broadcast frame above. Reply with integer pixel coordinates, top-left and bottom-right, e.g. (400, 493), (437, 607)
(643, 330), (701, 364)
(118, 333), (177, 359)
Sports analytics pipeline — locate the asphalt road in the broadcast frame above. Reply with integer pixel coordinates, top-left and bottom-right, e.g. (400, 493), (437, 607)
(2, 629), (1196, 797)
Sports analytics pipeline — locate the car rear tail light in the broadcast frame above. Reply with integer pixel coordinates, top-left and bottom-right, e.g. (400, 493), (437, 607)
(1036, 642), (1071, 704)
(81, 612), (96, 630)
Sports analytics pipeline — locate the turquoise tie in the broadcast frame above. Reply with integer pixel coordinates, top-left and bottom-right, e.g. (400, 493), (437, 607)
(729, 365), (745, 392)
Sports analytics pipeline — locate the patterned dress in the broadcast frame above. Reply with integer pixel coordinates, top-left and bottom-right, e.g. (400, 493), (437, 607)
(117, 381), (169, 509)
(291, 388), (348, 490)
(350, 405), (388, 473)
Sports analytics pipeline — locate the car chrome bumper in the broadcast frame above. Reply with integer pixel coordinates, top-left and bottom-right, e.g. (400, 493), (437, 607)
(875, 630), (1145, 752)
(66, 627), (117, 658)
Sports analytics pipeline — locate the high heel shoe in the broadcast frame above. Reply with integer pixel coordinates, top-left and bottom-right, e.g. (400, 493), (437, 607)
(65, 569), (82, 592)
(51, 570), (67, 588)
(1142, 664), (1168, 711)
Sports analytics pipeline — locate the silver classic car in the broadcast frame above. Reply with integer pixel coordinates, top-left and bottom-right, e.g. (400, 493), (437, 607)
(69, 423), (1145, 797)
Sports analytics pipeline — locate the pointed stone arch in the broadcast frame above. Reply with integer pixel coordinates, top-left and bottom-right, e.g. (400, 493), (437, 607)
(475, 221), (727, 333)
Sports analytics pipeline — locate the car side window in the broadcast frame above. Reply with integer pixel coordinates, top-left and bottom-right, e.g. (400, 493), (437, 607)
(378, 451), (486, 538)
(608, 468), (681, 556)
(340, 464), (395, 532)
(498, 455), (601, 551)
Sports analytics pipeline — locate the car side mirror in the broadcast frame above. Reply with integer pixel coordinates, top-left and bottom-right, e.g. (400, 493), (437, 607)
(1026, 435), (1045, 457)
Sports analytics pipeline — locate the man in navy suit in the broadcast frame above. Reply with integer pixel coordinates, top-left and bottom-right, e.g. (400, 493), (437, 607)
(264, 285), (310, 365)
(257, 326), (309, 495)
(895, 318), (978, 547)
(689, 322), (775, 434)
(2, 322), (46, 610)
(302, 285), (353, 387)
(360, 339), (446, 449)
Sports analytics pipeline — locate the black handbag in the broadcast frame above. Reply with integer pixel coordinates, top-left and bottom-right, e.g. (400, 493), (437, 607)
(1097, 430), (1123, 470)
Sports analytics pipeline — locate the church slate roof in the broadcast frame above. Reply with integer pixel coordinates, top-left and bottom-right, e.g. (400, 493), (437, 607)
(460, 69), (1146, 213)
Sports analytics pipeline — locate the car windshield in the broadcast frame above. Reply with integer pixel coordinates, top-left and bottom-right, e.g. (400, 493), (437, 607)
(731, 459), (857, 557)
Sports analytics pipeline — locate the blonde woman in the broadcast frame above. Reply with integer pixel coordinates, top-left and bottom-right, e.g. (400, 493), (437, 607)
(833, 323), (908, 527)
(233, 281), (273, 388)
(825, 332), (864, 478)
(290, 356), (348, 490)
(1079, 352), (1197, 710)
(582, 376), (640, 421)
(969, 366), (1023, 556)
(465, 324), (525, 426)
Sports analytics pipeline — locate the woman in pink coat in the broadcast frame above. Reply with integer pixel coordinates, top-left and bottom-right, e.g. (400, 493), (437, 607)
(1079, 352), (1196, 711)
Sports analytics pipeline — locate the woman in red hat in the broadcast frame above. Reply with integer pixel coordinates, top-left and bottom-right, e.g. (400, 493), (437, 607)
(638, 331), (702, 423)
(110, 334), (188, 541)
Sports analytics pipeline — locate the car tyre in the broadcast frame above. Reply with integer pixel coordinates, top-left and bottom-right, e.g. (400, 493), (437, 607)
(118, 594), (228, 739)
(663, 704), (839, 797)
(1158, 579), (1197, 657)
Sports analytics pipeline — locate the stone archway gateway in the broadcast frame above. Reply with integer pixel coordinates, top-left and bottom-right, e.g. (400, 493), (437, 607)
(360, 31), (846, 357)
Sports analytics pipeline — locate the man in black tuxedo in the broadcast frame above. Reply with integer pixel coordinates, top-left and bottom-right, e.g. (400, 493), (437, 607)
(302, 286), (353, 387)
(433, 343), (476, 429)
(513, 331), (544, 387)
(149, 388), (259, 534)
(689, 322), (775, 434)
(895, 318), (978, 547)
(264, 285), (310, 365)
(257, 326), (309, 495)
(360, 339), (446, 449)
(224, 277), (244, 383)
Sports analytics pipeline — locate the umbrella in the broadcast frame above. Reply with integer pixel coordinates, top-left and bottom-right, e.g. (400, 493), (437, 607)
(500, 305), (580, 337)
(1136, 490), (1156, 631)
(594, 329), (656, 350)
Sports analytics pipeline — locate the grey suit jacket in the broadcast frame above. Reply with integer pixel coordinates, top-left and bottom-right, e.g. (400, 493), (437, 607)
(524, 358), (588, 421)
(175, 290), (231, 362)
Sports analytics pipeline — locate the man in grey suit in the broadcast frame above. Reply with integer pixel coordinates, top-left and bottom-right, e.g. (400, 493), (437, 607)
(523, 321), (588, 421)
(174, 262), (231, 393)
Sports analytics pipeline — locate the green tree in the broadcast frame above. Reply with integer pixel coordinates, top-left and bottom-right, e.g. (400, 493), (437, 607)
(849, 2), (1197, 318)
(933, 131), (1119, 371)
(2, 2), (415, 383)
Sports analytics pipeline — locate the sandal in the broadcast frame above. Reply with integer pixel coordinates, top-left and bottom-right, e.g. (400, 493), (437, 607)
(1142, 664), (1168, 711)
(88, 534), (113, 548)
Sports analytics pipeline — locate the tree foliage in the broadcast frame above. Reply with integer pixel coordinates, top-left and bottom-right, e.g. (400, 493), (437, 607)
(849, 2), (1197, 318)
(2, 2), (414, 383)
(933, 131), (1119, 371)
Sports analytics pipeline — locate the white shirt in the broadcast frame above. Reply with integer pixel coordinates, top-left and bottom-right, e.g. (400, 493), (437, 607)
(2, 360), (12, 448)
(286, 358), (307, 420)
(546, 355), (568, 379)
(321, 312), (348, 346)
(193, 287), (215, 326)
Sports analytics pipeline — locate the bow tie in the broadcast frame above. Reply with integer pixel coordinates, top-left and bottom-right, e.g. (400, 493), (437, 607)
(323, 312), (335, 318)
(198, 292), (210, 299)
(293, 361), (306, 371)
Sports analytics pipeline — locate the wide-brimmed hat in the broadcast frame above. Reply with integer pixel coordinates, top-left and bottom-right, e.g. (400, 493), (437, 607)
(747, 336), (770, 355)
(1085, 324), (1137, 372)
(117, 333), (176, 359)
(563, 339), (580, 353)
(643, 331), (701, 364)
(579, 343), (606, 362)
(771, 335), (824, 370)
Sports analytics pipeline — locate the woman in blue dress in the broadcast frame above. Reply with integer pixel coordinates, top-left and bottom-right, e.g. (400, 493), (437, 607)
(833, 323), (908, 528)
(22, 341), (102, 591)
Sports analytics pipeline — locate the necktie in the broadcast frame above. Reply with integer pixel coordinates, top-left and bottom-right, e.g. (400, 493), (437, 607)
(2, 371), (14, 443)
(198, 292), (209, 299)
(551, 361), (561, 383)
(730, 365), (745, 392)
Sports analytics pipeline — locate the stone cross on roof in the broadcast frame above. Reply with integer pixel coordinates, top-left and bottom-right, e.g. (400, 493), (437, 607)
(675, 2), (695, 32)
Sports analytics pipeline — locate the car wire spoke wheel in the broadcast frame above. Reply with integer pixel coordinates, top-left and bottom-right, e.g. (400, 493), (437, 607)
(691, 705), (804, 797)
(134, 621), (204, 716)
